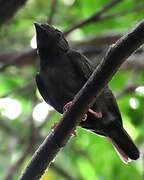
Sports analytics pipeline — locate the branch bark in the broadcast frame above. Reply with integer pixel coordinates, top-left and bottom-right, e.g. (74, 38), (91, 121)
(20, 20), (144, 180)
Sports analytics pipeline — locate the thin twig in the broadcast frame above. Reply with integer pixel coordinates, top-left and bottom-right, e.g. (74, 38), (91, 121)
(5, 99), (37, 180)
(116, 84), (141, 98)
(64, 0), (122, 35)
(5, 135), (76, 180)
(5, 145), (32, 180)
(47, 0), (58, 25)
(0, 118), (17, 136)
(100, 4), (144, 22)
(0, 1), (143, 72)
(64, 2), (144, 36)
(20, 20), (144, 180)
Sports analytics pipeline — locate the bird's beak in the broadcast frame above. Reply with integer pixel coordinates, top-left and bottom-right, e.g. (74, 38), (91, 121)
(34, 22), (52, 35)
(34, 22), (43, 34)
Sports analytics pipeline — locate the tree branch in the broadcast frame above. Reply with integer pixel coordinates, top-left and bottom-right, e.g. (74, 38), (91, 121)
(116, 84), (141, 98)
(0, 36), (143, 72)
(0, 0), (28, 26)
(0, 49), (37, 72)
(122, 53), (144, 71)
(0, 117), (17, 136)
(64, 0), (122, 35)
(20, 20), (144, 180)
(5, 145), (32, 180)
(47, 0), (58, 25)
(0, 34), (120, 71)
(100, 4), (144, 22)
(0, 1), (143, 72)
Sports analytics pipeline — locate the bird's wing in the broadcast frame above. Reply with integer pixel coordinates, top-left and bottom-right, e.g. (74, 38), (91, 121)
(68, 49), (121, 118)
(35, 74), (50, 103)
(68, 50), (122, 119)
(102, 87), (122, 123)
(67, 49), (94, 80)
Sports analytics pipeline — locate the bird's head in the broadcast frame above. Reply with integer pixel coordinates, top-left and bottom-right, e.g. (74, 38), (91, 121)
(34, 22), (69, 56)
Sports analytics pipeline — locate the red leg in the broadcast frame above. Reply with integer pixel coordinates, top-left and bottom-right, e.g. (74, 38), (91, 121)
(63, 101), (73, 112)
(88, 109), (102, 118)
(51, 122), (59, 129)
(63, 101), (87, 121)
(63, 101), (102, 122)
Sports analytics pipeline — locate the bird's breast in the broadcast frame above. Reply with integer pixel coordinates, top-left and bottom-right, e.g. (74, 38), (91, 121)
(40, 63), (84, 113)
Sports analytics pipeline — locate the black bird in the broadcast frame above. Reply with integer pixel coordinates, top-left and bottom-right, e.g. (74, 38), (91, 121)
(34, 23), (140, 163)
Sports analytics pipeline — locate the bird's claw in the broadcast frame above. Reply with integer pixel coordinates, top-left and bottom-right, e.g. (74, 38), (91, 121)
(71, 129), (77, 136)
(63, 101), (88, 121)
(51, 122), (59, 129)
(63, 101), (102, 123)
(63, 101), (73, 112)
(88, 109), (102, 118)
(82, 114), (87, 121)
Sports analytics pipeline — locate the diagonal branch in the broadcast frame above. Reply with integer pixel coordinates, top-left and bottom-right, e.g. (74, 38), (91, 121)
(64, 0), (122, 35)
(20, 20), (144, 180)
(100, 4), (144, 22)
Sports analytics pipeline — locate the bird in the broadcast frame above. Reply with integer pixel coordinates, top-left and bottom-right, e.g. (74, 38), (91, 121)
(34, 22), (140, 163)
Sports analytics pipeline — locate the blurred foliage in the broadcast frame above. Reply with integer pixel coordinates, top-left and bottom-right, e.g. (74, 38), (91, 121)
(0, 0), (144, 179)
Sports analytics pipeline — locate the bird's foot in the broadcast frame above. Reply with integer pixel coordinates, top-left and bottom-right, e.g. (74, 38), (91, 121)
(71, 129), (77, 136)
(63, 101), (87, 121)
(63, 101), (102, 122)
(82, 109), (102, 121)
(88, 109), (102, 118)
(63, 101), (73, 112)
(51, 122), (59, 129)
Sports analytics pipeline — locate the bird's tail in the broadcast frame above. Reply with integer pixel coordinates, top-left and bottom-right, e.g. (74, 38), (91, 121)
(106, 126), (140, 163)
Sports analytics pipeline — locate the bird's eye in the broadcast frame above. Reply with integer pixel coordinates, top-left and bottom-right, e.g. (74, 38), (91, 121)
(57, 32), (61, 37)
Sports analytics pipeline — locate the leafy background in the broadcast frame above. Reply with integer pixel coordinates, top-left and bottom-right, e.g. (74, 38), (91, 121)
(0, 0), (144, 179)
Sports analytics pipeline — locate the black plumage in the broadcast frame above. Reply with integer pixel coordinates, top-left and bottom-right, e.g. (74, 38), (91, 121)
(34, 23), (139, 163)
